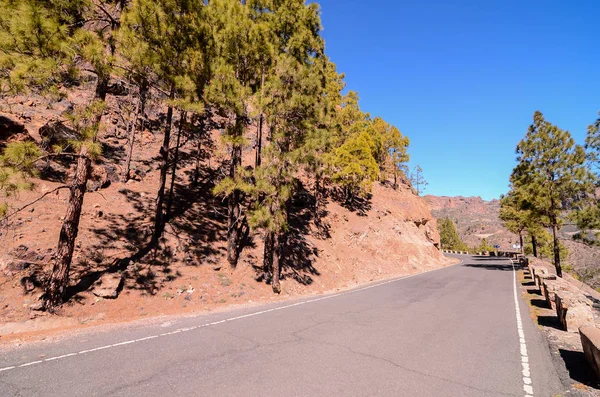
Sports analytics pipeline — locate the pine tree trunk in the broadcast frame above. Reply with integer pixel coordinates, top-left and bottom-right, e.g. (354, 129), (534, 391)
(227, 188), (241, 266)
(271, 232), (281, 294)
(552, 222), (562, 277)
(123, 86), (147, 180)
(44, 75), (108, 309)
(519, 231), (524, 255)
(313, 172), (320, 222)
(45, 147), (91, 308)
(166, 111), (186, 221)
(263, 230), (274, 278)
(255, 70), (265, 168)
(226, 115), (243, 267)
(194, 138), (202, 184)
(152, 85), (176, 246)
(256, 115), (263, 168)
(532, 234), (538, 258)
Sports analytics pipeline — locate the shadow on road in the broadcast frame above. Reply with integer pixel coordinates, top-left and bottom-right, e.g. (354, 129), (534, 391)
(462, 263), (514, 271)
(559, 349), (600, 390)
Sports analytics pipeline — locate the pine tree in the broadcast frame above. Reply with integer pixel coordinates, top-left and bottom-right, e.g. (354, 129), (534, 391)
(297, 58), (345, 222)
(367, 117), (410, 187)
(438, 216), (467, 251)
(477, 238), (494, 253)
(0, 0), (116, 308)
(386, 126), (410, 188)
(120, 0), (207, 247)
(247, 0), (324, 292)
(574, 111), (600, 232)
(512, 111), (593, 277)
(499, 188), (538, 255)
(409, 165), (427, 195)
(206, 0), (269, 267)
(332, 130), (379, 203)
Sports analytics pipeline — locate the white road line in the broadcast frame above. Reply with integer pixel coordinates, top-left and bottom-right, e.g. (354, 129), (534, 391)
(0, 261), (459, 372)
(18, 361), (42, 367)
(512, 261), (534, 396)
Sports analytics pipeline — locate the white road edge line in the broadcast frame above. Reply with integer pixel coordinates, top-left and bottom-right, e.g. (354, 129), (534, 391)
(511, 260), (534, 397)
(1, 259), (462, 372)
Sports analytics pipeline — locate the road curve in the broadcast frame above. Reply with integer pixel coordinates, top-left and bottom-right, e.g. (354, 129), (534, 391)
(0, 255), (563, 396)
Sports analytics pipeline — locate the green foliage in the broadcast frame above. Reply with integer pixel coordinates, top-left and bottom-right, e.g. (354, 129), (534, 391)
(575, 111), (600, 232)
(477, 238), (494, 252)
(438, 217), (468, 251)
(510, 111), (594, 274)
(512, 111), (593, 224)
(0, 0), (417, 296)
(331, 131), (379, 199)
(522, 229), (568, 261)
(0, 0), (77, 95)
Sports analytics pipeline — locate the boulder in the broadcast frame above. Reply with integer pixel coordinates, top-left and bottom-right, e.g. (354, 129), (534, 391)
(580, 327), (600, 379)
(87, 163), (120, 192)
(92, 273), (124, 299)
(0, 115), (34, 149)
(106, 81), (129, 96)
(556, 291), (595, 333)
(39, 120), (81, 152)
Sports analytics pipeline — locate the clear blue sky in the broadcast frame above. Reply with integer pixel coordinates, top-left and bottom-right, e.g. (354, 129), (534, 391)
(317, 0), (600, 200)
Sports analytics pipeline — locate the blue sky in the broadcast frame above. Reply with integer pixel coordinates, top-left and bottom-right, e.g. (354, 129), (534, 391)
(318, 0), (600, 200)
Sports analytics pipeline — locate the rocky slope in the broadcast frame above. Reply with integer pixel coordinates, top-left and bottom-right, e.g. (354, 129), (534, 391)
(0, 85), (452, 343)
(424, 195), (518, 249)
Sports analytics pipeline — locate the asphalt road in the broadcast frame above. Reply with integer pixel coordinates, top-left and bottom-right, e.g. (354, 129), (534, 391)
(0, 255), (564, 396)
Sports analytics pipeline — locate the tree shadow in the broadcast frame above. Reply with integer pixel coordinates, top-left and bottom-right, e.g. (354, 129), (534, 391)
(36, 153), (73, 183)
(167, 165), (229, 264)
(330, 188), (372, 216)
(462, 263), (514, 271)
(279, 185), (321, 285)
(559, 349), (600, 389)
(77, 158), (227, 297)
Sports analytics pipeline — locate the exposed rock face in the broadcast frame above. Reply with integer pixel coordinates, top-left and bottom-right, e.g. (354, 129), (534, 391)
(92, 273), (124, 299)
(87, 163), (120, 192)
(39, 120), (81, 152)
(1, 245), (53, 276)
(424, 195), (516, 249)
(0, 115), (34, 148)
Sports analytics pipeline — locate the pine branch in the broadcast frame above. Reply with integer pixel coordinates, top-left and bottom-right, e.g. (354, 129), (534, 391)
(91, 0), (120, 28)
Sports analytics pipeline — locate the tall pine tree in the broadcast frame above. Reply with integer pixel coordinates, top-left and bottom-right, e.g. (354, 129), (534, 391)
(512, 111), (593, 277)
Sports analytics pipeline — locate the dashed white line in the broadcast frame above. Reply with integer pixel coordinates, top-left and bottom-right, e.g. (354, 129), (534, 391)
(0, 262), (459, 373)
(512, 261), (534, 397)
